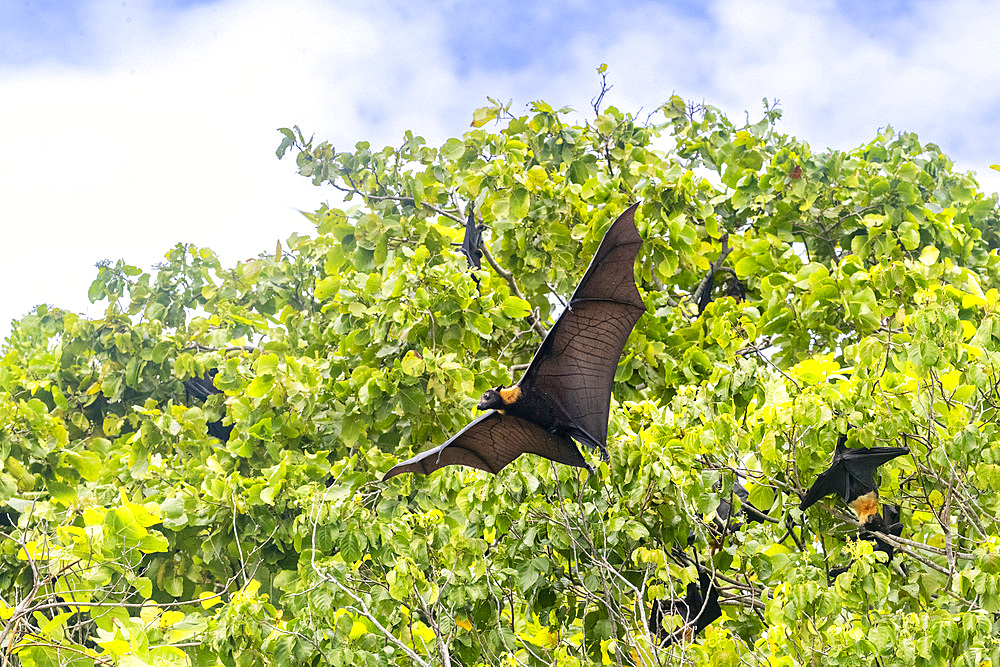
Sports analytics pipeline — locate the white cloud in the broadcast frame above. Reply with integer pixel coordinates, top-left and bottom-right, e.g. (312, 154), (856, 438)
(0, 0), (472, 337)
(2, 0), (998, 340)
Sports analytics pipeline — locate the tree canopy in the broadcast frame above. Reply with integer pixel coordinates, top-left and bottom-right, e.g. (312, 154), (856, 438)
(3, 87), (1000, 666)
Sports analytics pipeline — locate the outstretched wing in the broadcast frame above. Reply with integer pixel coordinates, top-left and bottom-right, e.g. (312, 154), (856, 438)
(842, 446), (910, 492)
(801, 443), (909, 509)
(518, 203), (645, 453)
(382, 411), (589, 480)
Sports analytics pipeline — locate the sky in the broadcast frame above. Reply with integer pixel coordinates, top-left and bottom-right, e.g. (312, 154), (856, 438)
(2, 0), (1000, 340)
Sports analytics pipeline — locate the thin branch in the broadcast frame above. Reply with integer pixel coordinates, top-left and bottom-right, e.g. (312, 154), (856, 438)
(326, 577), (431, 667)
(480, 245), (547, 337)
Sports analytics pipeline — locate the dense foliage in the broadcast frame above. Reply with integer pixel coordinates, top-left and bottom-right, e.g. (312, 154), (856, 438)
(3, 87), (1000, 666)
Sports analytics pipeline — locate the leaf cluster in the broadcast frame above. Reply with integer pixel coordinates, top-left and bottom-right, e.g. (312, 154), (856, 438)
(2, 93), (1000, 666)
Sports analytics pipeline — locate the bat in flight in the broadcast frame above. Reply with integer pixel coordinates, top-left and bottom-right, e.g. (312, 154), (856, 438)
(648, 567), (721, 646)
(799, 434), (909, 526)
(384, 203), (645, 480)
(183, 370), (233, 442)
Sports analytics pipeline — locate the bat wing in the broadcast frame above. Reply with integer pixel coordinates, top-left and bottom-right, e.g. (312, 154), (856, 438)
(383, 410), (589, 480)
(882, 504), (901, 528)
(713, 482), (763, 530)
(206, 421), (234, 442)
(184, 374), (221, 400)
(697, 270), (716, 314)
(184, 372), (233, 441)
(799, 463), (849, 510)
(841, 446), (909, 483)
(695, 569), (722, 631)
(652, 570), (721, 646)
(519, 203), (645, 453)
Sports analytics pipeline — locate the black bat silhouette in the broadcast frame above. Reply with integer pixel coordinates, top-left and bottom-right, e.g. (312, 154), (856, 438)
(384, 203), (645, 479)
(696, 268), (745, 315)
(183, 370), (233, 442)
(649, 568), (721, 646)
(696, 270), (716, 314)
(799, 434), (909, 526)
(458, 206), (483, 270)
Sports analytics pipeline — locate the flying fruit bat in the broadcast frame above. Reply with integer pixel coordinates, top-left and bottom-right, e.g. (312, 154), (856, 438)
(383, 203), (645, 479)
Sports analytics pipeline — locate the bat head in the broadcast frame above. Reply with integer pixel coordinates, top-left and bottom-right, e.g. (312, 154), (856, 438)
(477, 388), (505, 411)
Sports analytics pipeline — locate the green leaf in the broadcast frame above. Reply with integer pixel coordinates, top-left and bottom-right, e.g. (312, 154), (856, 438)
(315, 276), (337, 301)
(510, 187), (530, 219)
(247, 375), (273, 398)
(401, 351), (425, 376)
(441, 138), (465, 161)
(501, 296), (532, 319)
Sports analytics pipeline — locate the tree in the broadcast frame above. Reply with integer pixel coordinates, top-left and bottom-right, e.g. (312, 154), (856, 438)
(2, 85), (1000, 666)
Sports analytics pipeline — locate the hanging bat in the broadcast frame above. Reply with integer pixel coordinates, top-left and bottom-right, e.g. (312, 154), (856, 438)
(183, 370), (233, 442)
(649, 567), (721, 646)
(799, 434), (909, 526)
(696, 267), (745, 315)
(459, 207), (484, 270)
(696, 270), (716, 314)
(383, 203), (645, 480)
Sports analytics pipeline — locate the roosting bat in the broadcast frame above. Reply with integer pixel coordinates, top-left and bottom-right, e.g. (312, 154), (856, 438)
(458, 206), (483, 270)
(696, 268), (745, 315)
(696, 270), (716, 315)
(799, 434), (909, 526)
(649, 567), (721, 646)
(184, 370), (233, 442)
(383, 203), (645, 479)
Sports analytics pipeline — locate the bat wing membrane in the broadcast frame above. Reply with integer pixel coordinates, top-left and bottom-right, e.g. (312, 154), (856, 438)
(801, 444), (909, 509)
(461, 209), (483, 270)
(799, 465), (848, 510)
(520, 204), (645, 452)
(184, 375), (220, 400)
(842, 446), (910, 479)
(382, 411), (588, 480)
